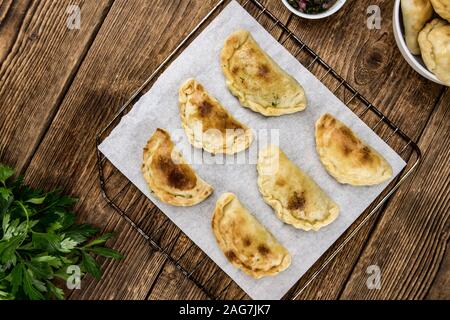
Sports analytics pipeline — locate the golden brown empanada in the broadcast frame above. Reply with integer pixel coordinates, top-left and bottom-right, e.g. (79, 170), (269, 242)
(315, 113), (393, 186)
(430, 0), (450, 22)
(257, 145), (339, 231)
(142, 128), (213, 206)
(418, 19), (450, 86)
(178, 79), (253, 154)
(212, 192), (291, 278)
(401, 0), (434, 55)
(221, 30), (307, 116)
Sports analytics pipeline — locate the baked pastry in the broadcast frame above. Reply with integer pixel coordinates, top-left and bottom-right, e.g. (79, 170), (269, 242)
(221, 29), (307, 116)
(142, 128), (213, 206)
(212, 192), (291, 278)
(430, 0), (450, 22)
(257, 145), (339, 231)
(178, 79), (253, 154)
(418, 19), (450, 86)
(315, 113), (393, 186)
(401, 0), (434, 55)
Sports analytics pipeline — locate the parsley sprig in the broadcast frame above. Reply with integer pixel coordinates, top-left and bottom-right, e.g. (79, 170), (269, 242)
(0, 164), (123, 300)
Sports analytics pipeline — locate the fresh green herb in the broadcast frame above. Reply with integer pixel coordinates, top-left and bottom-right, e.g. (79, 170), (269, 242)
(0, 164), (123, 300)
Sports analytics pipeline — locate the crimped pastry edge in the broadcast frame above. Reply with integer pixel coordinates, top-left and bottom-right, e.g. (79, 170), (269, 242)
(142, 128), (213, 206)
(178, 78), (254, 154)
(220, 30), (307, 117)
(212, 192), (291, 279)
(256, 146), (339, 231)
(315, 114), (393, 186)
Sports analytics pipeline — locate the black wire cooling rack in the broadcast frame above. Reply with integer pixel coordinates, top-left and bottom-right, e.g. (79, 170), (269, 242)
(95, 0), (422, 300)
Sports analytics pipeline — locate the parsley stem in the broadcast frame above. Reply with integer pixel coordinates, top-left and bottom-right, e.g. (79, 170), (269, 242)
(15, 201), (30, 248)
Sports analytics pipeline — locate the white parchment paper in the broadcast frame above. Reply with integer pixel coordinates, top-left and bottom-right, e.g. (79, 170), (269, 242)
(99, 1), (406, 300)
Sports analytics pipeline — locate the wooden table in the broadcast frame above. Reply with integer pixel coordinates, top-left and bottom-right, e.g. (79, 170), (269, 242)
(0, 0), (448, 300)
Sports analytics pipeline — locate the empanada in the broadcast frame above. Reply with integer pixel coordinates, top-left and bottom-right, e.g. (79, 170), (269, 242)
(430, 0), (450, 22)
(212, 192), (291, 278)
(142, 128), (213, 206)
(257, 145), (339, 231)
(418, 19), (450, 86)
(401, 0), (434, 55)
(315, 113), (393, 186)
(179, 79), (253, 154)
(221, 30), (307, 116)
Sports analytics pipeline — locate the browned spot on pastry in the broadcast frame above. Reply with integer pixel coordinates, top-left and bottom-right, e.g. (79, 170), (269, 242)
(232, 66), (240, 74)
(225, 250), (237, 262)
(275, 177), (286, 187)
(257, 244), (270, 256)
(339, 126), (358, 146)
(322, 114), (332, 122)
(198, 101), (213, 117)
(288, 191), (306, 210)
(196, 103), (244, 133)
(196, 83), (204, 91)
(342, 144), (353, 155)
(257, 64), (270, 77)
(190, 87), (245, 134)
(243, 237), (252, 247)
(168, 169), (192, 190)
(360, 146), (373, 163)
(156, 156), (172, 172)
(156, 156), (197, 190)
(156, 128), (170, 137)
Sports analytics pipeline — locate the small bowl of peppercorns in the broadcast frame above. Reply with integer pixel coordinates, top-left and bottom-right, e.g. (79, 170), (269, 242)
(282, 0), (347, 19)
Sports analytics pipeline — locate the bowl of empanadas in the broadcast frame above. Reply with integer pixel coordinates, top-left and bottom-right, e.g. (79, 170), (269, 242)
(393, 0), (450, 86)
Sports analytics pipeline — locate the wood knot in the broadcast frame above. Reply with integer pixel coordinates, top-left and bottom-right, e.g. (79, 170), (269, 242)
(354, 34), (393, 86)
(28, 32), (39, 42)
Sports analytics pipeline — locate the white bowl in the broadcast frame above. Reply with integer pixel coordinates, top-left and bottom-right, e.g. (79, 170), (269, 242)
(282, 0), (347, 20)
(393, 0), (446, 85)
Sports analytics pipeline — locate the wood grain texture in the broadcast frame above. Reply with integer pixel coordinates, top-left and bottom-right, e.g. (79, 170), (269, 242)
(340, 89), (449, 299)
(0, 0), (31, 62)
(21, 0), (221, 300)
(0, 0), (113, 173)
(426, 246), (450, 300)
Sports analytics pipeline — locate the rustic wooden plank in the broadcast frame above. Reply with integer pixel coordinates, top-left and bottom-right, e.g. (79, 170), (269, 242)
(21, 0), (222, 300)
(340, 89), (449, 299)
(147, 234), (212, 300)
(278, 0), (445, 299)
(147, 0), (293, 300)
(7, 0), (445, 301)
(0, 0), (31, 62)
(0, 0), (113, 173)
(426, 246), (450, 300)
